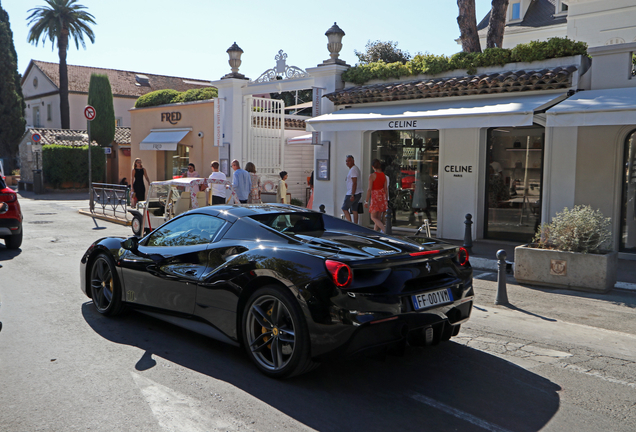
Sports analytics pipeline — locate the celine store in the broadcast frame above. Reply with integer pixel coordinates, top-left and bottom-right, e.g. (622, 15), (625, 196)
(307, 49), (636, 257)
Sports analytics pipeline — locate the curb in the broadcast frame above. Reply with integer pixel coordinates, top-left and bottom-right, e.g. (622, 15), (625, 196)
(471, 257), (636, 292)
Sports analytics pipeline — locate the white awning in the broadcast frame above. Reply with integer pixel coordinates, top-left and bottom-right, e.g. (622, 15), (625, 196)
(306, 93), (565, 132)
(287, 133), (312, 145)
(546, 88), (636, 127)
(139, 128), (192, 151)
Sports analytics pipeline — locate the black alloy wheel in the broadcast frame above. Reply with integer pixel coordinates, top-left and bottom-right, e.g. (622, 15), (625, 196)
(242, 286), (315, 378)
(90, 254), (124, 316)
(132, 214), (143, 237)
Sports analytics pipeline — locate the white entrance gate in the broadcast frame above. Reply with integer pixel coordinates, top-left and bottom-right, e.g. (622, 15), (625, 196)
(243, 96), (285, 177)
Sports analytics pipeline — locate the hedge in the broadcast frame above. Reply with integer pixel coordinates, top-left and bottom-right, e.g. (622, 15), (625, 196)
(42, 144), (105, 188)
(342, 37), (589, 84)
(134, 87), (218, 108)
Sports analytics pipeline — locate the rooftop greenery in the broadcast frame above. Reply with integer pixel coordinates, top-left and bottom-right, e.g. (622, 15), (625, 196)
(135, 87), (218, 108)
(342, 37), (588, 85)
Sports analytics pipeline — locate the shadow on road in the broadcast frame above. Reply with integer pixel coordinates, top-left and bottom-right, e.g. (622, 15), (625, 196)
(517, 283), (636, 309)
(82, 302), (561, 432)
(0, 247), (21, 261)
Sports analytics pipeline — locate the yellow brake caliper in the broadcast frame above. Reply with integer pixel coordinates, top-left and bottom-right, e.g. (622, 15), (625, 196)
(262, 306), (273, 349)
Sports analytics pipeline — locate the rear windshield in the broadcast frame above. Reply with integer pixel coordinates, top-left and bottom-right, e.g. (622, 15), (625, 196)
(250, 213), (324, 234)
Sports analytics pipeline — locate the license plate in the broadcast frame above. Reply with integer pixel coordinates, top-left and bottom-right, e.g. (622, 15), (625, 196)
(412, 288), (454, 310)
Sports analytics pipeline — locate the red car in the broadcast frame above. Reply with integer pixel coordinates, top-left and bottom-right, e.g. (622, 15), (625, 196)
(0, 177), (22, 249)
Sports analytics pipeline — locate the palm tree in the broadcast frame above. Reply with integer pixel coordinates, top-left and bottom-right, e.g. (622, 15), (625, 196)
(27, 0), (96, 129)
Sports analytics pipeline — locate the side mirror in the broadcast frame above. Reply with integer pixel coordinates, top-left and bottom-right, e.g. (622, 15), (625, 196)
(121, 236), (139, 252)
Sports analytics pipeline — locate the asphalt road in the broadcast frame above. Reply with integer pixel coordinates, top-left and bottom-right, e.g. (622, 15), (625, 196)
(1, 193), (635, 432)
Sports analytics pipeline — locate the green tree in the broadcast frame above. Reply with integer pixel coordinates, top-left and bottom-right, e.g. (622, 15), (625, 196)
(87, 73), (114, 147)
(354, 40), (411, 65)
(27, 0), (96, 129)
(0, 1), (26, 170)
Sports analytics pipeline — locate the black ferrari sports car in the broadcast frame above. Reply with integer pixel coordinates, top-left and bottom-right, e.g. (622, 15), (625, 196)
(81, 204), (473, 378)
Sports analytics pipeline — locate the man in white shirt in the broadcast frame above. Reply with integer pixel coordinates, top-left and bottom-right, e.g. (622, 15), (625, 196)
(342, 155), (364, 223)
(209, 161), (227, 204)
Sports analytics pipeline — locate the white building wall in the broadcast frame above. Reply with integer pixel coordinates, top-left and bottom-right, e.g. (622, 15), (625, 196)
(567, 0), (636, 47)
(437, 128), (482, 240)
(542, 126), (577, 221)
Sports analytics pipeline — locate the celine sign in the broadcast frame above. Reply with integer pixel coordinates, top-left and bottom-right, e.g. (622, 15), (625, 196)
(444, 165), (473, 178)
(387, 120), (417, 129)
(161, 112), (181, 125)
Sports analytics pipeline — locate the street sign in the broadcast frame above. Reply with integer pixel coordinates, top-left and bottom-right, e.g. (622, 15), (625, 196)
(104, 147), (112, 155)
(32, 133), (41, 143)
(84, 105), (96, 121)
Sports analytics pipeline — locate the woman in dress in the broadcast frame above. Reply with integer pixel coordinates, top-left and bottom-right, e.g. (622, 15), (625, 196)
(307, 171), (314, 210)
(276, 171), (289, 204)
(131, 158), (150, 206)
(245, 162), (261, 204)
(364, 159), (388, 232)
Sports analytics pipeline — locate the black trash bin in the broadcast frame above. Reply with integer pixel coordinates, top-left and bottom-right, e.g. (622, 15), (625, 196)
(33, 169), (44, 194)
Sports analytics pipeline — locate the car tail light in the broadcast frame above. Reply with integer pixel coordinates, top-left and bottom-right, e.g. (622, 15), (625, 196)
(0, 192), (17, 203)
(409, 250), (440, 257)
(457, 247), (469, 266)
(325, 260), (352, 287)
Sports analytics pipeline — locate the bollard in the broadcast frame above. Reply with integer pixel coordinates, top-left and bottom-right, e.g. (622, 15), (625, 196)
(385, 208), (393, 235)
(495, 249), (509, 305)
(463, 214), (473, 254)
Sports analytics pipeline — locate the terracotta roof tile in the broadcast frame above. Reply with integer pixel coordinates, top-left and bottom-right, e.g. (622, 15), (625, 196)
(326, 66), (577, 105)
(25, 127), (130, 146)
(28, 60), (211, 98)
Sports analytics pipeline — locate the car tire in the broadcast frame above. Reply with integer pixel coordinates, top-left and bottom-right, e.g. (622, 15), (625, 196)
(242, 285), (317, 378)
(5, 231), (22, 249)
(89, 253), (125, 316)
(132, 214), (143, 237)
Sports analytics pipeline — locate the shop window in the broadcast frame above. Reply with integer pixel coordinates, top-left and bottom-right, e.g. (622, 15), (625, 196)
(115, 117), (122, 127)
(371, 130), (439, 230)
(165, 145), (190, 179)
(620, 130), (636, 253)
(484, 126), (544, 242)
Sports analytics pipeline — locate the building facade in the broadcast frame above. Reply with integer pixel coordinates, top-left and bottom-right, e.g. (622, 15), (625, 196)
(20, 60), (211, 130)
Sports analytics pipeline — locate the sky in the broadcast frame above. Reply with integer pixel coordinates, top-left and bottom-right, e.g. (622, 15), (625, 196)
(3, 0), (493, 82)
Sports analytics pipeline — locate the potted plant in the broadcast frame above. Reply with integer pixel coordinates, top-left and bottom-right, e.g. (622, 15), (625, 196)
(514, 205), (618, 292)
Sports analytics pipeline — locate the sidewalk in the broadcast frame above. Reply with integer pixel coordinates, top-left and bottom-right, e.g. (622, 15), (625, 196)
(441, 237), (636, 292)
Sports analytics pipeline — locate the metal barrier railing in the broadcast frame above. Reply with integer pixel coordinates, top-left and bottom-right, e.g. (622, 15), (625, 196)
(90, 182), (130, 219)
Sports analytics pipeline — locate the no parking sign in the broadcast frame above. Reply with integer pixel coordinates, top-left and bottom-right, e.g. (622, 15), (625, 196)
(84, 105), (96, 121)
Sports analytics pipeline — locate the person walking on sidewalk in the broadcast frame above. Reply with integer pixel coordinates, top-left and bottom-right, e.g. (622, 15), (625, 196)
(231, 160), (251, 204)
(209, 161), (227, 205)
(342, 155), (363, 224)
(364, 159), (388, 232)
(276, 171), (289, 204)
(245, 162), (261, 204)
(131, 158), (150, 207)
